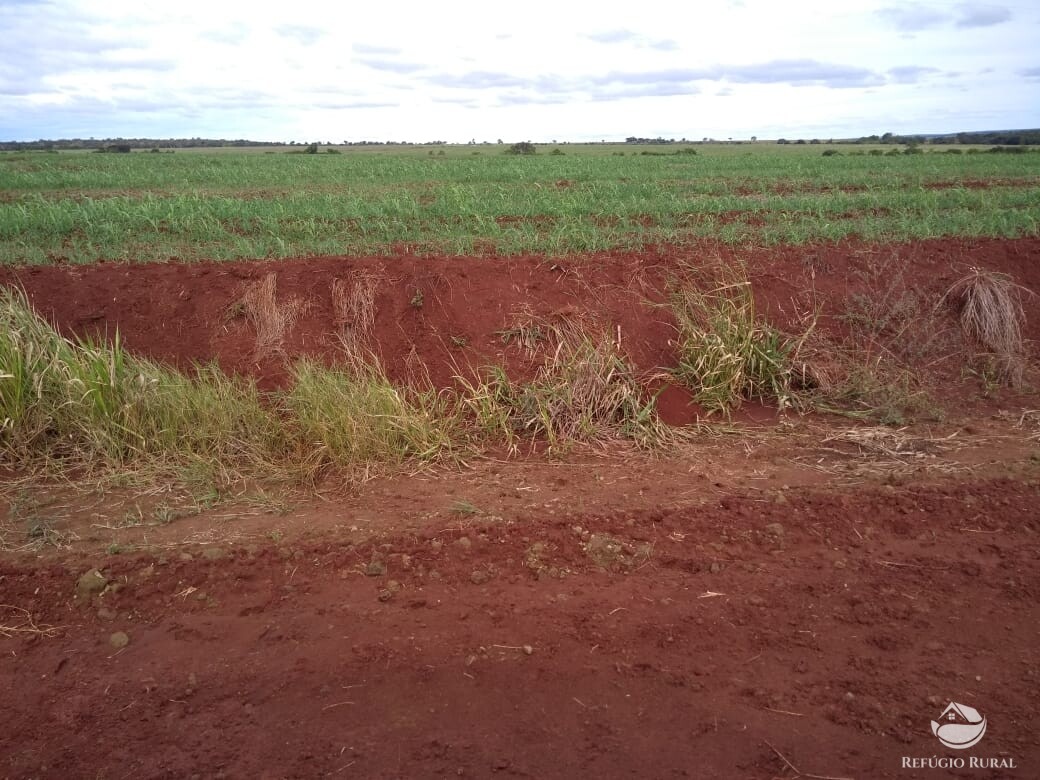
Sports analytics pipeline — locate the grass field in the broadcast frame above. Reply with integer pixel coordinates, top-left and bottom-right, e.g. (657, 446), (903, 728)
(2, 144), (1038, 264)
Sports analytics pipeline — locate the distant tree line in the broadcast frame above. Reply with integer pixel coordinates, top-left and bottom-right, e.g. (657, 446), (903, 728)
(0, 138), (455, 152)
(625, 137), (673, 144)
(0, 137), (293, 151)
(839, 130), (1040, 146)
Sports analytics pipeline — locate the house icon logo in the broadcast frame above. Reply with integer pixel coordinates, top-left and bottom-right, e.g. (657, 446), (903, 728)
(931, 702), (987, 750)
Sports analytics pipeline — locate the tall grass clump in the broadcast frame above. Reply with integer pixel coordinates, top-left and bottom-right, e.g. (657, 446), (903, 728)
(458, 321), (667, 449)
(0, 287), (287, 481)
(285, 349), (455, 475)
(670, 265), (800, 413)
(943, 268), (1029, 385)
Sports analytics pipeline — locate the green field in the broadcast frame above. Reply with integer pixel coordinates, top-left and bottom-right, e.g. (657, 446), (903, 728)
(2, 144), (1039, 265)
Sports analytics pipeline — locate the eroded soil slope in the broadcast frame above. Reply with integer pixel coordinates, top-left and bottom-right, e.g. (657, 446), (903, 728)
(5, 237), (1040, 393)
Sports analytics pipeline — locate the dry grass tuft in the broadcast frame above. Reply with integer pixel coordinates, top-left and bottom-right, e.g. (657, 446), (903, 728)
(458, 319), (668, 450)
(943, 268), (1028, 385)
(332, 272), (381, 350)
(239, 273), (305, 360)
(822, 426), (951, 457)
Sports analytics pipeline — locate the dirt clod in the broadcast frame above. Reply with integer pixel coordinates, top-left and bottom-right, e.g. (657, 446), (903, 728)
(75, 569), (107, 599)
(366, 560), (387, 577)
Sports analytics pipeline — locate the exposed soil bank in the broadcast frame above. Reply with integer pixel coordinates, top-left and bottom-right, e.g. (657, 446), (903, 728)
(4, 237), (1040, 396)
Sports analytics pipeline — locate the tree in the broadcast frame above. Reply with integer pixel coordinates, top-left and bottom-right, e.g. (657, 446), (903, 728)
(505, 141), (536, 155)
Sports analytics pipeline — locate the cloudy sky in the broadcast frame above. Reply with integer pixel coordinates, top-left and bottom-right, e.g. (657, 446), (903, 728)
(1, 0), (1037, 142)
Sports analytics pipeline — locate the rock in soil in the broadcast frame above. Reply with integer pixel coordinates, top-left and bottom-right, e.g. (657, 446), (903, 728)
(76, 569), (108, 599)
(366, 560), (387, 577)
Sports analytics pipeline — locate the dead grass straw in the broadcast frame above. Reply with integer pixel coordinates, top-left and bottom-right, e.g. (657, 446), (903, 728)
(332, 272), (380, 350)
(942, 268), (1029, 385)
(239, 273), (305, 360)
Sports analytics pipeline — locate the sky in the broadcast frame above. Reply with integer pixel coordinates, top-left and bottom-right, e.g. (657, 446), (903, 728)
(1, 0), (1038, 143)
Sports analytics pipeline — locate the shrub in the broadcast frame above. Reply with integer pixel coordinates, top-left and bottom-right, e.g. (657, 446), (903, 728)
(505, 142), (536, 155)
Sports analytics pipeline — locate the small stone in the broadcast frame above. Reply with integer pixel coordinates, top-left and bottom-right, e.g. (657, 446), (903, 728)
(386, 580), (402, 593)
(833, 559), (846, 569)
(97, 607), (117, 621)
(377, 589), (394, 602)
(748, 595), (766, 607)
(201, 547), (224, 561)
(109, 631), (130, 649)
(366, 560), (387, 577)
(709, 562), (723, 574)
(456, 537), (472, 551)
(470, 570), (490, 585)
(764, 523), (785, 537)
(179, 552), (194, 562)
(844, 691), (855, 702)
(76, 569), (108, 599)
(774, 491), (788, 505)
(522, 645), (533, 656)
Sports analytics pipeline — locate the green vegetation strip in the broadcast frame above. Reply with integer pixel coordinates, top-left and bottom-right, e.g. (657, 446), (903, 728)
(0, 289), (671, 488)
(1, 148), (1038, 264)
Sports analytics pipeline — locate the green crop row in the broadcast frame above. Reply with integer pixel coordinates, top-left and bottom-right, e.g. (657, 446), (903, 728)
(1, 148), (1038, 264)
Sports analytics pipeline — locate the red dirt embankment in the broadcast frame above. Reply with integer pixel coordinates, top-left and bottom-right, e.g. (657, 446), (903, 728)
(4, 237), (1040, 395)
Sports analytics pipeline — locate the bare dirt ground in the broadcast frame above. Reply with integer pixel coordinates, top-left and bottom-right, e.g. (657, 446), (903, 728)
(3, 238), (1040, 778)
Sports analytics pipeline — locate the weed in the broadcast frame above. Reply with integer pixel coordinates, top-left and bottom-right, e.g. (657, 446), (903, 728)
(450, 499), (481, 516)
(496, 323), (546, 351)
(410, 288), (425, 309)
(122, 506), (145, 527)
(152, 502), (176, 525)
(0, 287), (290, 482)
(285, 349), (455, 474)
(798, 256), (954, 423)
(670, 263), (801, 413)
(839, 254), (953, 364)
(459, 321), (667, 449)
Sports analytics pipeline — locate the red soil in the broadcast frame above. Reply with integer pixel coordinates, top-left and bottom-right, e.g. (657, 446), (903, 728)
(2, 472), (1038, 778)
(4, 237), (1040, 395)
(3, 238), (1040, 778)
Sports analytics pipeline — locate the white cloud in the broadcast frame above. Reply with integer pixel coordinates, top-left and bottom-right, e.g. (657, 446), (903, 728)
(0, 0), (1037, 141)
